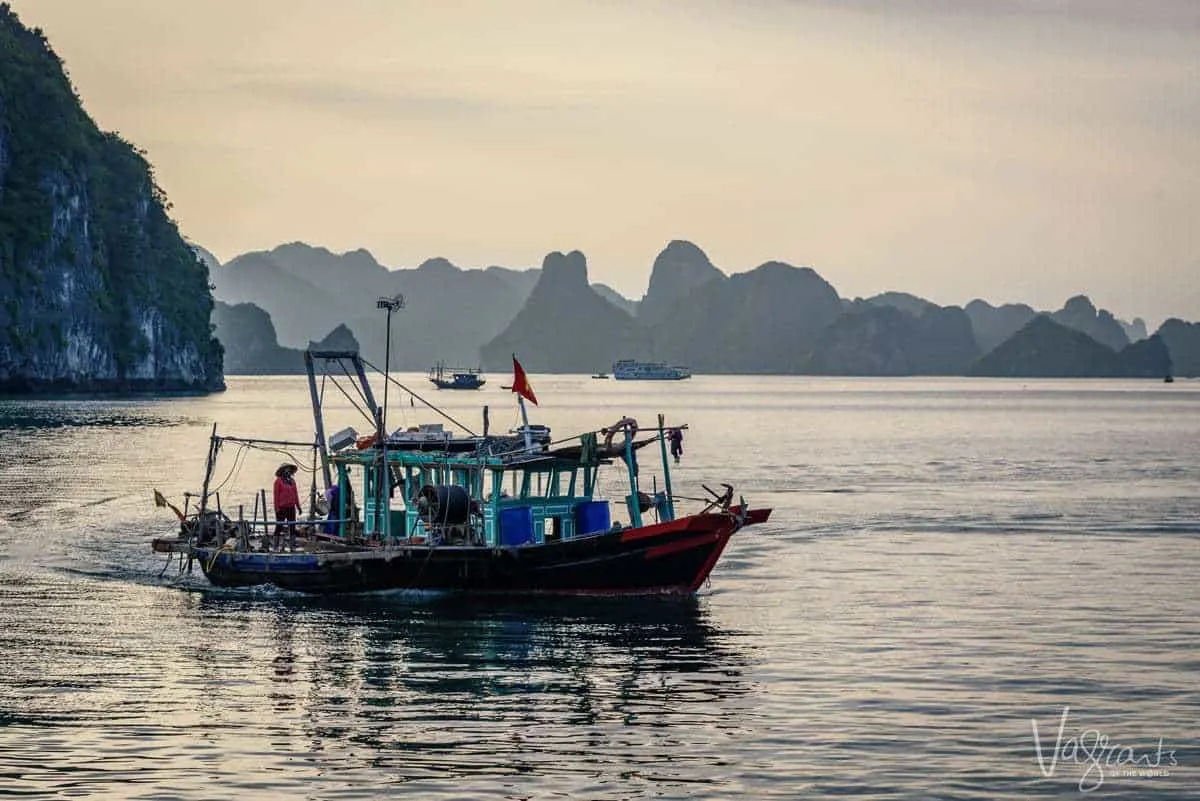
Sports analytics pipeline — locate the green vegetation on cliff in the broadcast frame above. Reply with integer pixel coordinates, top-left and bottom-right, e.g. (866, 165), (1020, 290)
(0, 4), (222, 391)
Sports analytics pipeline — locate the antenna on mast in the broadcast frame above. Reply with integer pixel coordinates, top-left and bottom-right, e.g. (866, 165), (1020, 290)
(376, 294), (405, 433)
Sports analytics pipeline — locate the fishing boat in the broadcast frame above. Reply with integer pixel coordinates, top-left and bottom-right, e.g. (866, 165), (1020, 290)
(612, 359), (691, 381)
(591, 372), (609, 379)
(428, 361), (486, 390)
(152, 324), (769, 596)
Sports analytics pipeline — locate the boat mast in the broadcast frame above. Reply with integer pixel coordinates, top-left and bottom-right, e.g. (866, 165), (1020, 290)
(305, 350), (381, 493)
(303, 351), (333, 492)
(197, 422), (218, 542)
(376, 294), (405, 544)
(625, 428), (642, 528)
(656, 412), (675, 522)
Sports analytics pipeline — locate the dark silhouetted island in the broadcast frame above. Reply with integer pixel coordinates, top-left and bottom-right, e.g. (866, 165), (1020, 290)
(209, 234), (1188, 379)
(970, 316), (1171, 378)
(801, 302), (980, 375)
(1051, 295), (1129, 353)
(1155, 319), (1200, 377)
(213, 302), (359, 375)
(647, 256), (843, 373)
(481, 251), (644, 372)
(211, 243), (539, 369)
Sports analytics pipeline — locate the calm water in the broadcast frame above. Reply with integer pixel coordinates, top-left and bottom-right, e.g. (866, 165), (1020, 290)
(0, 375), (1197, 799)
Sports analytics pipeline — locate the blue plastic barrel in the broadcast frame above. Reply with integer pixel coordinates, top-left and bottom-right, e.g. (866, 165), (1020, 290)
(574, 500), (611, 536)
(499, 506), (535, 546)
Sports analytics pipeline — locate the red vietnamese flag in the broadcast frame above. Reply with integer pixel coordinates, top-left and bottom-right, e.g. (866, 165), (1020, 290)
(511, 354), (538, 405)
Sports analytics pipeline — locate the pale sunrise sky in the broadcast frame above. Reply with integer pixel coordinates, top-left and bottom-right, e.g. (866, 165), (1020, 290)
(10, 0), (1199, 324)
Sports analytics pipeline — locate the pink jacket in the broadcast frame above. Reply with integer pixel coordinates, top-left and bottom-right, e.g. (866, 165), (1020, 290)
(274, 476), (301, 512)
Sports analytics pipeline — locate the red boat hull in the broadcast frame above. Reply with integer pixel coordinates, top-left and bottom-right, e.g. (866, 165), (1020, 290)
(196, 506), (772, 596)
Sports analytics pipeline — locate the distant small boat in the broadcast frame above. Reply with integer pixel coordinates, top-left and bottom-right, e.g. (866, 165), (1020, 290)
(592, 372), (609, 379)
(428, 361), (485, 390)
(612, 359), (691, 381)
(1164, 375), (1175, 383)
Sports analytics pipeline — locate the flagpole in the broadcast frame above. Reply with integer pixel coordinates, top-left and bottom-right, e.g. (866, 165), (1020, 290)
(511, 354), (537, 452)
(518, 396), (533, 452)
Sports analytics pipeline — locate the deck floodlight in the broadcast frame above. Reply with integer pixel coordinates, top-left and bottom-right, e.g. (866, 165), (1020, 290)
(376, 294), (405, 311)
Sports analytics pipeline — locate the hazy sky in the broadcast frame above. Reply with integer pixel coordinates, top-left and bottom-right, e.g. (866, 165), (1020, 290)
(11, 0), (1199, 324)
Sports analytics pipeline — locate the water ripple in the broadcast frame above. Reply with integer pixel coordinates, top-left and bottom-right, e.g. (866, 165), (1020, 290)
(1, 377), (1198, 798)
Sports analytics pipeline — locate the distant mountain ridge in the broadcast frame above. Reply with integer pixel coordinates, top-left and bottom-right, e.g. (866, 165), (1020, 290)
(971, 316), (1171, 378)
(210, 242), (540, 369)
(208, 238), (1190, 379)
(213, 301), (360, 374)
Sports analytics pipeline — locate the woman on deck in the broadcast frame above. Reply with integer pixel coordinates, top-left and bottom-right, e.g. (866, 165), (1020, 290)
(272, 463), (302, 550)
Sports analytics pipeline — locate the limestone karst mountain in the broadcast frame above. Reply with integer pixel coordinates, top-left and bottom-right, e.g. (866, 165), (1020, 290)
(637, 240), (724, 327)
(1051, 295), (1130, 352)
(964, 300), (1038, 355)
(213, 301), (360, 375)
(970, 316), (1171, 378)
(481, 251), (644, 372)
(648, 261), (843, 373)
(209, 237), (1189, 379)
(801, 302), (980, 375)
(0, 6), (223, 393)
(1155, 318), (1200, 377)
(210, 243), (540, 369)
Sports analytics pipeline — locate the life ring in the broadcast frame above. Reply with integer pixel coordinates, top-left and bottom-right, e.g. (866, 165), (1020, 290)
(603, 416), (639, 448)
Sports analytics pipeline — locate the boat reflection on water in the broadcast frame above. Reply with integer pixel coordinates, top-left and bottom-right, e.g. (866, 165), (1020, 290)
(193, 592), (754, 786)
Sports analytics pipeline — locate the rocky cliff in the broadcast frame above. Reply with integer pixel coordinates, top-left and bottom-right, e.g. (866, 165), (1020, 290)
(802, 302), (980, 375)
(0, 6), (223, 393)
(481, 250), (644, 372)
(650, 261), (843, 373)
(964, 299), (1037, 354)
(970, 316), (1171, 378)
(637, 240), (723, 326)
(213, 301), (359, 375)
(1155, 318), (1200, 377)
(214, 242), (539, 368)
(1051, 295), (1129, 352)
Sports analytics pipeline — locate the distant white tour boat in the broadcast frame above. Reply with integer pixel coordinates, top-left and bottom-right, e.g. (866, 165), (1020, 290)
(612, 359), (692, 381)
